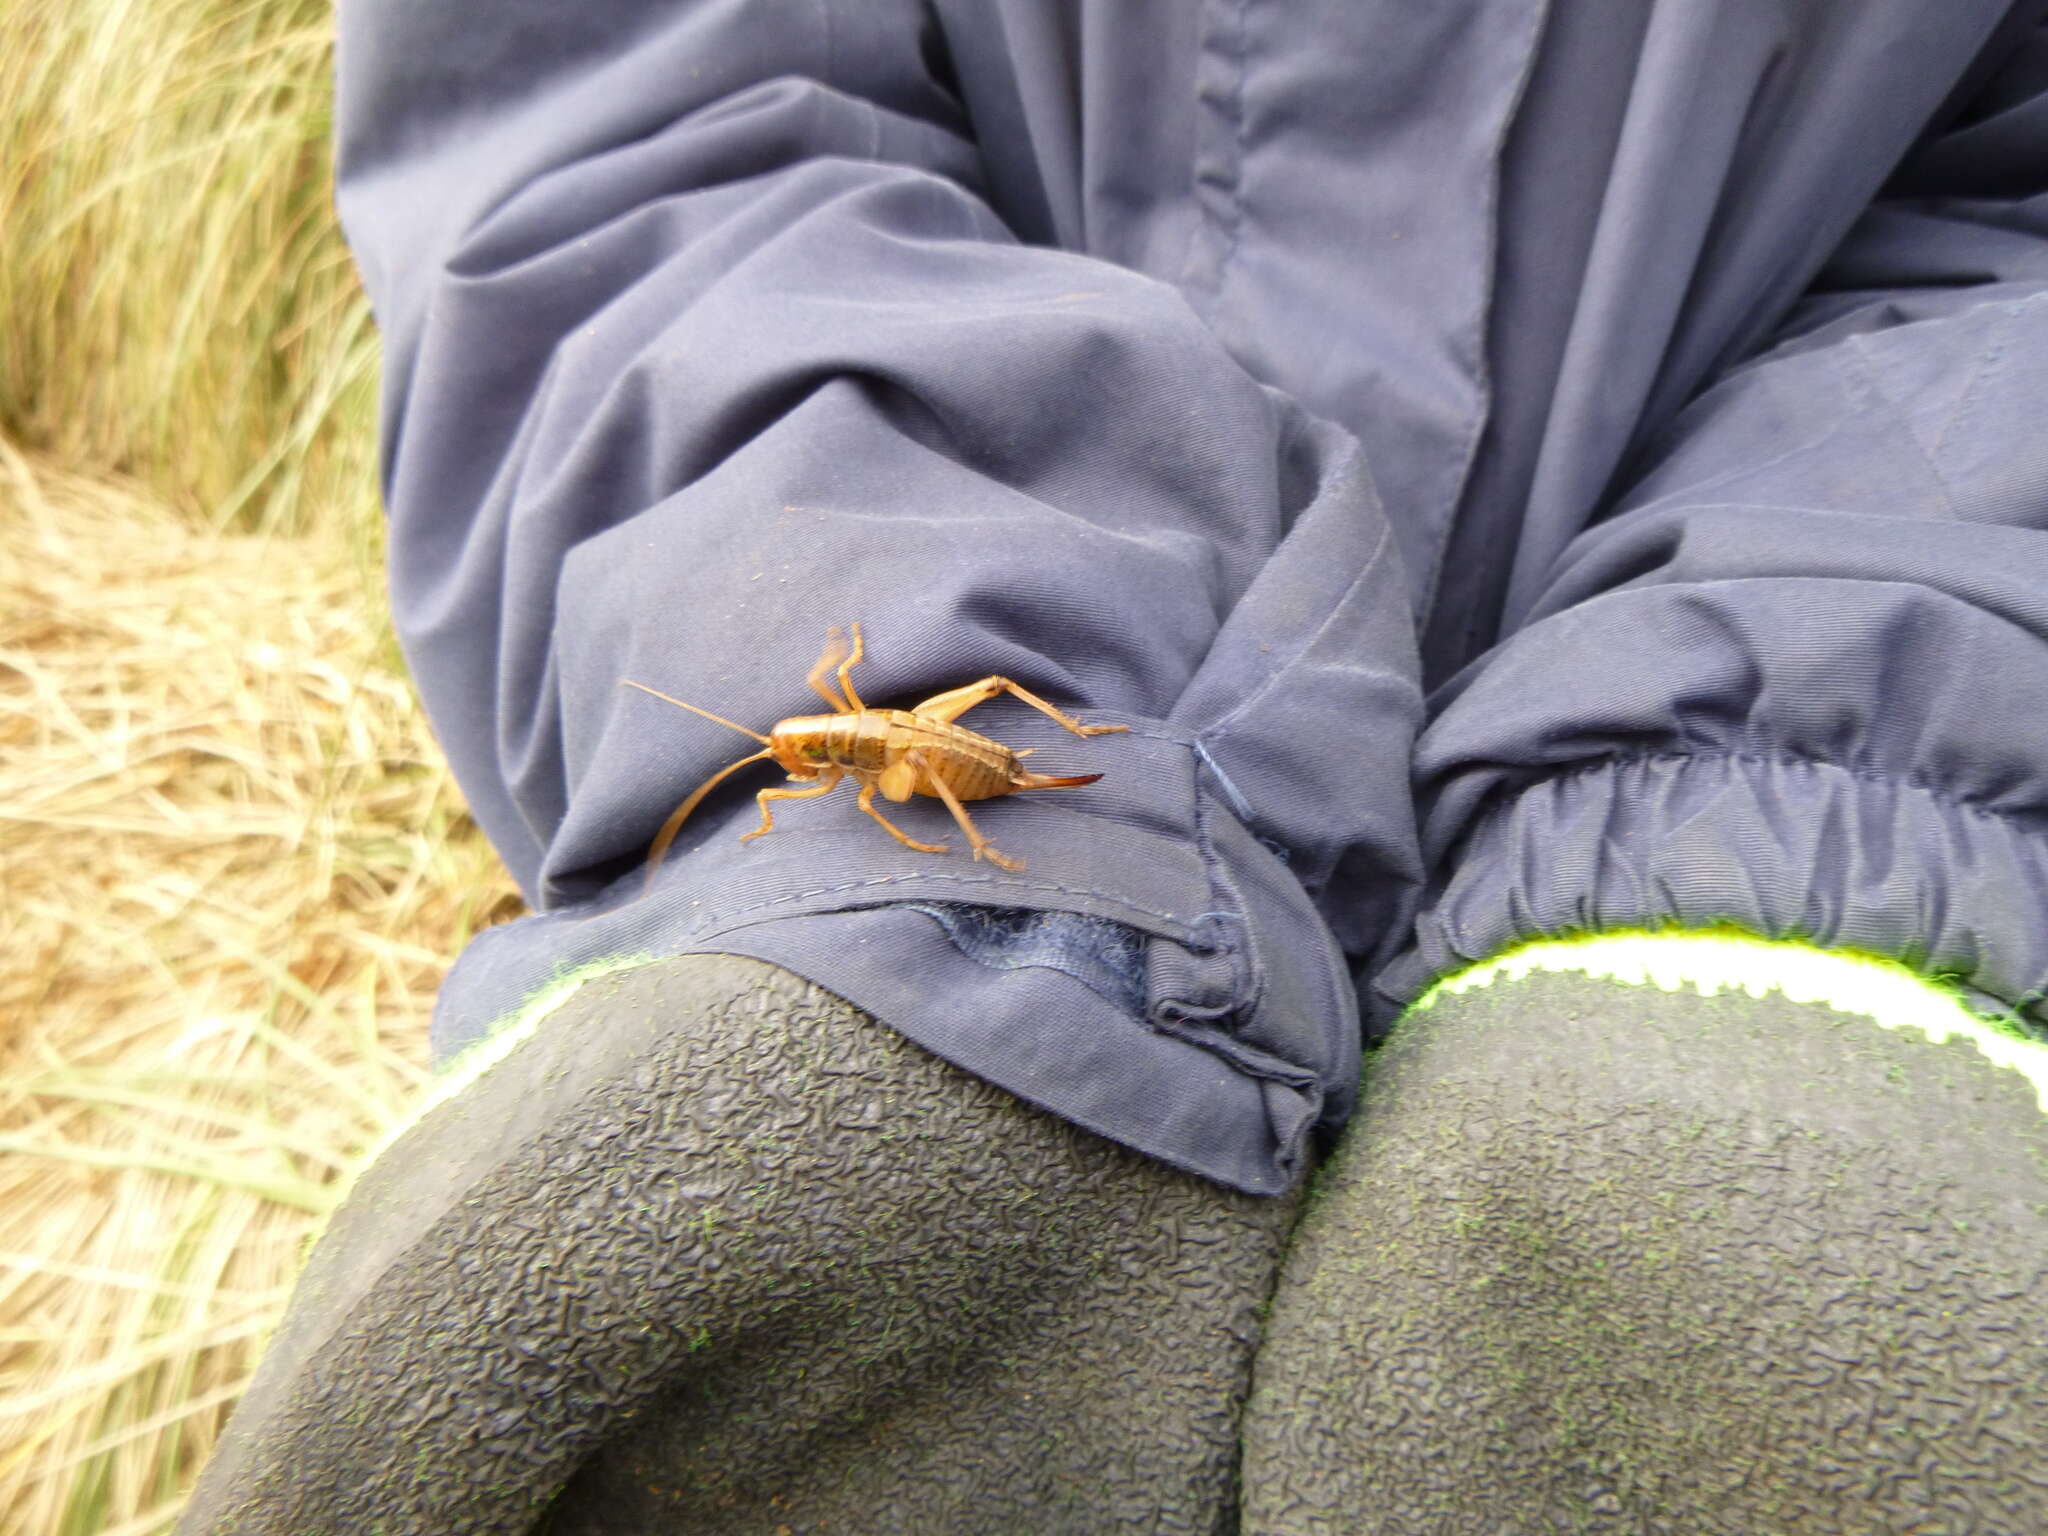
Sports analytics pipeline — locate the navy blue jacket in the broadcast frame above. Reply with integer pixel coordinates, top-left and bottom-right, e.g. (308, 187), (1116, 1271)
(338, 0), (2048, 1192)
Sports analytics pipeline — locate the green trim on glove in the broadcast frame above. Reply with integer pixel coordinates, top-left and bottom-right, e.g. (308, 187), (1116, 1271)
(329, 950), (657, 1215)
(434, 951), (658, 1093)
(1415, 928), (2048, 1115)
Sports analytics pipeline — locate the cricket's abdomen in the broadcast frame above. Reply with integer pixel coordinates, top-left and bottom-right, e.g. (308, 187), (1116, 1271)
(777, 711), (1018, 800)
(883, 712), (1016, 801)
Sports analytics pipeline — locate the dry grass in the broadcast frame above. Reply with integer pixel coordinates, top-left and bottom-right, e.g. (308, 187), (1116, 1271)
(0, 3), (522, 1532)
(0, 0), (376, 536)
(0, 450), (520, 1535)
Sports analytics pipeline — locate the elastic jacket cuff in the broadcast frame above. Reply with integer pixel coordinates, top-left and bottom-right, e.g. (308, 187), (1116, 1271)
(1375, 750), (2048, 1044)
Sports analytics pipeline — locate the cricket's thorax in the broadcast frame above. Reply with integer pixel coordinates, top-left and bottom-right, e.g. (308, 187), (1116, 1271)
(773, 711), (1017, 800)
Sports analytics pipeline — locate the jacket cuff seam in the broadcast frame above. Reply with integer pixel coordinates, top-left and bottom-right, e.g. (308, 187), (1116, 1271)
(1490, 745), (2033, 840)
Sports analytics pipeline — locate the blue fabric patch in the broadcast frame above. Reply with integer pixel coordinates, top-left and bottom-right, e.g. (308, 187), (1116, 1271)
(906, 902), (1149, 1017)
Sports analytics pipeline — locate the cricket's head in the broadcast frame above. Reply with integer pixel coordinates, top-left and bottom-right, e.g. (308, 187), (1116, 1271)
(768, 716), (840, 778)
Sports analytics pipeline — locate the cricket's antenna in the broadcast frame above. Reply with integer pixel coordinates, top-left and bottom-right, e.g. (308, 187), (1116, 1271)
(620, 680), (771, 744)
(642, 747), (775, 885)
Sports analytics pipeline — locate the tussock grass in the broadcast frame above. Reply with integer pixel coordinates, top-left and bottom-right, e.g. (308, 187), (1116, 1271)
(1, 0), (375, 536)
(0, 3), (522, 1532)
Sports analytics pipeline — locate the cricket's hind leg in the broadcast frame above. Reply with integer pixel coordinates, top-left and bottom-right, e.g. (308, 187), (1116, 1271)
(908, 750), (1024, 872)
(911, 676), (1127, 739)
(835, 623), (869, 711)
(806, 628), (854, 712)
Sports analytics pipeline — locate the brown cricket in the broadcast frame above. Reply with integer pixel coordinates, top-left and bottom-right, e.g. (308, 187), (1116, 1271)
(622, 624), (1127, 879)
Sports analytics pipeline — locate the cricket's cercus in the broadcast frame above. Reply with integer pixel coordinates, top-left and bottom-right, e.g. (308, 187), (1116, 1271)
(623, 625), (1127, 879)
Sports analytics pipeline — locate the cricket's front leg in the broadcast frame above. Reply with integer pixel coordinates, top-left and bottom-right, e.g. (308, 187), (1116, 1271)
(739, 771), (842, 843)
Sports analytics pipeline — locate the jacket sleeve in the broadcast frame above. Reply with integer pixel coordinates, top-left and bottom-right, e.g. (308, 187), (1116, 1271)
(1379, 22), (2048, 1030)
(335, 0), (1423, 1193)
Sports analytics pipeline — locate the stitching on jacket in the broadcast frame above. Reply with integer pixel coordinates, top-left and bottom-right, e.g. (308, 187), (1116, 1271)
(1218, 0), (1252, 297)
(1203, 514), (1391, 744)
(1928, 295), (2046, 462)
(1843, 337), (1965, 523)
(1184, 0), (1251, 304)
(1194, 739), (1259, 827)
(1417, 0), (1556, 664)
(1191, 775), (1265, 1023)
(669, 869), (1202, 940)
(1498, 746), (2048, 835)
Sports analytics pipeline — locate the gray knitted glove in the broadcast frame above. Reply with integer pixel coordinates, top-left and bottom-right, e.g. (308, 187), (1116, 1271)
(177, 955), (1294, 1535)
(1243, 939), (2048, 1534)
